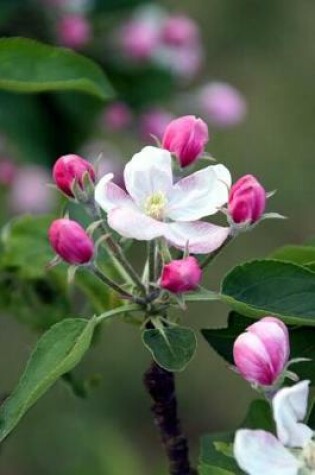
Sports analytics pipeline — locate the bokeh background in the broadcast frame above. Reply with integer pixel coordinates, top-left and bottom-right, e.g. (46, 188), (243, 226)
(1, 0), (315, 473)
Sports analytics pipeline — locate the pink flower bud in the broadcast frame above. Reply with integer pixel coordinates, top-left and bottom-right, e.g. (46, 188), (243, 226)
(57, 14), (91, 49)
(0, 158), (16, 186)
(162, 115), (209, 167)
(53, 154), (95, 197)
(119, 20), (159, 60)
(233, 317), (290, 386)
(139, 108), (174, 141)
(161, 15), (199, 47)
(198, 82), (247, 127)
(228, 175), (266, 224)
(102, 102), (132, 132)
(49, 218), (94, 264)
(160, 256), (202, 293)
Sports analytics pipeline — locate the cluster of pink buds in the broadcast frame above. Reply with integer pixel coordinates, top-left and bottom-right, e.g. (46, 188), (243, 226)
(48, 114), (278, 309)
(115, 5), (203, 81)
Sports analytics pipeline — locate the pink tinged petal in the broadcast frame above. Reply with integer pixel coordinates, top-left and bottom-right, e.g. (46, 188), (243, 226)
(233, 333), (275, 385)
(164, 221), (230, 254)
(234, 429), (301, 475)
(273, 381), (313, 448)
(107, 207), (166, 240)
(124, 146), (173, 207)
(95, 174), (135, 212)
(167, 163), (231, 221)
(247, 318), (290, 379)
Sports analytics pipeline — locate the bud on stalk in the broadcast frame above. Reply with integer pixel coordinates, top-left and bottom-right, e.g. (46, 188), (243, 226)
(53, 154), (95, 198)
(160, 256), (202, 293)
(228, 174), (266, 224)
(233, 317), (290, 387)
(49, 218), (94, 265)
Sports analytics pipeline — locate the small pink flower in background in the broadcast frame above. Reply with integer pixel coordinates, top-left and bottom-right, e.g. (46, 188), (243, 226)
(9, 165), (55, 214)
(161, 15), (199, 47)
(198, 82), (247, 127)
(162, 115), (209, 167)
(139, 109), (174, 142)
(57, 14), (91, 49)
(234, 381), (313, 475)
(102, 102), (133, 132)
(118, 18), (160, 61)
(95, 146), (231, 254)
(0, 158), (16, 186)
(49, 218), (94, 264)
(53, 153), (95, 197)
(160, 256), (202, 293)
(228, 175), (266, 224)
(233, 317), (290, 386)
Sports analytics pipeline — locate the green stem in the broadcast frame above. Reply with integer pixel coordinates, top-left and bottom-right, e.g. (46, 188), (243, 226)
(148, 240), (157, 290)
(89, 263), (134, 301)
(200, 234), (234, 270)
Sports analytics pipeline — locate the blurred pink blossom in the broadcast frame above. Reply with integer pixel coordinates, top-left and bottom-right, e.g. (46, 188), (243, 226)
(0, 158), (16, 186)
(198, 82), (247, 127)
(9, 165), (56, 214)
(161, 15), (199, 47)
(57, 14), (91, 49)
(102, 102), (133, 132)
(139, 109), (174, 142)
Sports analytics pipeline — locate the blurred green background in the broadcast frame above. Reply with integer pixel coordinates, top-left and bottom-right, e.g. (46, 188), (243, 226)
(1, 0), (315, 473)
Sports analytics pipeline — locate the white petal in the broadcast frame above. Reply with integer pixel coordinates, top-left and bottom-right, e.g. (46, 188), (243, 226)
(108, 207), (166, 240)
(164, 221), (230, 254)
(167, 164), (232, 221)
(124, 146), (173, 207)
(273, 381), (313, 448)
(95, 173), (134, 212)
(234, 429), (300, 475)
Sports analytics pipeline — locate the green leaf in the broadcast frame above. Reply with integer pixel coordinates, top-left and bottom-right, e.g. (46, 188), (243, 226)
(94, 0), (150, 11)
(199, 433), (242, 475)
(202, 312), (315, 384)
(270, 245), (315, 265)
(220, 260), (315, 325)
(142, 326), (197, 372)
(241, 399), (274, 432)
(184, 288), (219, 302)
(0, 317), (96, 442)
(0, 38), (113, 100)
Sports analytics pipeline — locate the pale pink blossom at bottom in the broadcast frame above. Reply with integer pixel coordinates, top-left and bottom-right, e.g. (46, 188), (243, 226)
(199, 82), (247, 127)
(57, 14), (91, 49)
(9, 165), (56, 214)
(95, 146), (231, 254)
(139, 109), (174, 142)
(234, 381), (313, 475)
(0, 158), (16, 186)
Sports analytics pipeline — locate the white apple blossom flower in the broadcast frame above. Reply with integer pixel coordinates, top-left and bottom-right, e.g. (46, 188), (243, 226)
(95, 146), (231, 253)
(234, 381), (314, 475)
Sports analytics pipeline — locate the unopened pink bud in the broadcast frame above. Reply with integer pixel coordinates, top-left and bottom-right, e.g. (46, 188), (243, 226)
(233, 317), (289, 386)
(49, 218), (94, 264)
(139, 108), (174, 141)
(199, 82), (247, 127)
(162, 115), (209, 167)
(228, 175), (266, 224)
(102, 102), (132, 132)
(161, 15), (199, 47)
(160, 256), (202, 293)
(57, 14), (91, 49)
(53, 154), (95, 197)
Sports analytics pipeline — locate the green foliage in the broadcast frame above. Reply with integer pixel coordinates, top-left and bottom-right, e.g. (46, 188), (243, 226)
(0, 38), (113, 100)
(220, 259), (315, 325)
(142, 326), (197, 372)
(199, 432), (241, 475)
(270, 244), (315, 265)
(94, 0), (152, 12)
(0, 317), (96, 443)
(241, 399), (274, 432)
(202, 312), (315, 384)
